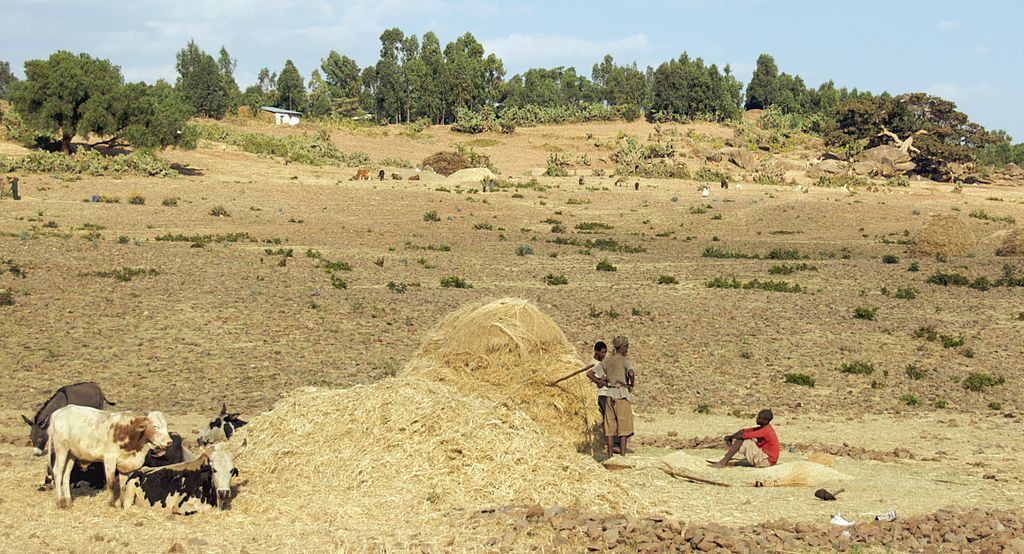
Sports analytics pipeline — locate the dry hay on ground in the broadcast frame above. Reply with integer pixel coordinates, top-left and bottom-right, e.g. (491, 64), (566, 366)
(910, 214), (976, 258)
(233, 378), (636, 545)
(654, 451), (851, 488)
(445, 167), (496, 184)
(995, 227), (1024, 257)
(403, 297), (599, 449)
(421, 150), (470, 176)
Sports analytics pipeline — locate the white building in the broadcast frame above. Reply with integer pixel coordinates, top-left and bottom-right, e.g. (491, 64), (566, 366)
(260, 106), (303, 126)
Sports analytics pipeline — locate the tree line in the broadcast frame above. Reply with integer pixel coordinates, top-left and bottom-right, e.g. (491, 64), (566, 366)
(0, 29), (1021, 168)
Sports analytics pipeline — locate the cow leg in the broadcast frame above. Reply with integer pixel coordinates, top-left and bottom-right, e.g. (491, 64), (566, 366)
(103, 458), (119, 506)
(52, 449), (68, 508)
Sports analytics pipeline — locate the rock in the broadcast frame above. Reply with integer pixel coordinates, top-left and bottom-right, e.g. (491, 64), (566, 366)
(500, 530), (517, 545)
(603, 528), (620, 545)
(1009, 538), (1024, 553)
(695, 538), (717, 552)
(168, 544), (186, 553)
(525, 504), (544, 519)
(667, 431), (678, 437)
(718, 147), (759, 171)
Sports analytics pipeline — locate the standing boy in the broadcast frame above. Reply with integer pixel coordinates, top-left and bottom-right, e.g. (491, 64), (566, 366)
(602, 336), (635, 457)
(708, 409), (779, 468)
(585, 341), (609, 417)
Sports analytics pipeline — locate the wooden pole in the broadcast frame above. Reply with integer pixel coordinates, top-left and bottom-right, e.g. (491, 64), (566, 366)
(548, 363), (595, 386)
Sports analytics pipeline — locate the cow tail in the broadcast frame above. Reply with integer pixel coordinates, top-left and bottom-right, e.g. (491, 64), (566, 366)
(103, 394), (117, 407)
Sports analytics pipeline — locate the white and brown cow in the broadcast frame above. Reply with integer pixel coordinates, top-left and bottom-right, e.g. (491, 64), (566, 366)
(120, 440), (246, 514)
(47, 405), (172, 508)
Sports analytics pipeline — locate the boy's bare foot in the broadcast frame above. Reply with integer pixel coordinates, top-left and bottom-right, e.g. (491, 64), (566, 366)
(708, 460), (727, 468)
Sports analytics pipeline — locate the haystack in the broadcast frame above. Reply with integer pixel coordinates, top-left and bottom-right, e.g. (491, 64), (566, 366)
(403, 298), (599, 449)
(995, 227), (1024, 257)
(910, 215), (975, 258)
(233, 379), (634, 541)
(445, 167), (496, 184)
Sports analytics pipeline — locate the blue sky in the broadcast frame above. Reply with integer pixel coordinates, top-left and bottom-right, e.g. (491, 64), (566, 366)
(2, 0), (1021, 139)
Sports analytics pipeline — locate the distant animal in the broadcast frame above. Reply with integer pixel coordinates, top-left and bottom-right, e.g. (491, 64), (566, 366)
(350, 169), (370, 181)
(48, 406), (172, 508)
(634, 182), (639, 191)
(22, 381), (117, 456)
(720, 178), (729, 189)
(120, 440), (247, 514)
(578, 176), (585, 186)
(391, 173), (402, 180)
(615, 176), (627, 187)
(377, 169), (385, 181)
(408, 174), (420, 181)
(702, 185), (710, 197)
(198, 404), (248, 445)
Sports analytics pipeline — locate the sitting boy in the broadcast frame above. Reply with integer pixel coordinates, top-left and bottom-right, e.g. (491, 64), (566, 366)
(708, 409), (779, 468)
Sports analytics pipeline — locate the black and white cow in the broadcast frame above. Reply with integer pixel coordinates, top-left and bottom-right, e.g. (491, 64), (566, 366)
(120, 440), (246, 514)
(197, 404), (247, 445)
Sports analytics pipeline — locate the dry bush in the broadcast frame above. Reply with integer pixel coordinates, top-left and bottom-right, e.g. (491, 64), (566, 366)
(422, 151), (470, 176)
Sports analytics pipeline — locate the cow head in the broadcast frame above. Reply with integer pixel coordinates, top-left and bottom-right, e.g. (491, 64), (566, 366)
(22, 415), (47, 455)
(143, 411), (173, 456)
(208, 439), (246, 510)
(198, 404), (247, 446)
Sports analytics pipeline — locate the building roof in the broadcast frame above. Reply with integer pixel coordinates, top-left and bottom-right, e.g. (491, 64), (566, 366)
(260, 106), (303, 116)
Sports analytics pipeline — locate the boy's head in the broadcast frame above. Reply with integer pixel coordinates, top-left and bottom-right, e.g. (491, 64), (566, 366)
(594, 341), (608, 361)
(756, 409), (774, 426)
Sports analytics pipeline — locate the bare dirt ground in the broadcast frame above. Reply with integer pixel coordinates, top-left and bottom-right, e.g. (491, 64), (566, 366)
(1, 118), (1023, 552)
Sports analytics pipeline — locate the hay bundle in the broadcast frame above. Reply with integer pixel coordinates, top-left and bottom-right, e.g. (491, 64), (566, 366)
(910, 215), (975, 258)
(658, 451), (851, 488)
(807, 452), (834, 467)
(995, 227), (1024, 257)
(233, 378), (633, 541)
(403, 298), (599, 449)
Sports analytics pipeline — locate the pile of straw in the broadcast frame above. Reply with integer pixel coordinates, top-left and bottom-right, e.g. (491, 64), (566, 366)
(995, 227), (1024, 257)
(657, 451), (851, 488)
(910, 215), (976, 258)
(233, 378), (635, 542)
(403, 298), (599, 449)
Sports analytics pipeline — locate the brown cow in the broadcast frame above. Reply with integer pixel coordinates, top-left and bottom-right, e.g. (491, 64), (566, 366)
(350, 169), (370, 181)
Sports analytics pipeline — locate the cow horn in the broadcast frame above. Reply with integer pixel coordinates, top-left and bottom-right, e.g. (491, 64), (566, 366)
(233, 438), (248, 460)
(21, 415), (33, 426)
(220, 403), (228, 416)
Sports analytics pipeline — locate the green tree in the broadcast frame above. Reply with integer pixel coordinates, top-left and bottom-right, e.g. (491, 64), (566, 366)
(745, 53), (779, 110)
(239, 85), (265, 115)
(176, 41), (229, 118)
(257, 67), (276, 95)
(0, 60), (17, 99)
(9, 51), (123, 153)
(649, 53), (742, 122)
(320, 51), (360, 116)
(217, 46), (240, 112)
(420, 32), (446, 123)
(275, 60), (306, 111)
(112, 80), (195, 150)
(375, 27), (406, 123)
(306, 69), (332, 118)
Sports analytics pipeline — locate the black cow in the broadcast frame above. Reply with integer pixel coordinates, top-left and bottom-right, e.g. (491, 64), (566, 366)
(22, 382), (116, 455)
(198, 404), (247, 445)
(120, 441), (246, 515)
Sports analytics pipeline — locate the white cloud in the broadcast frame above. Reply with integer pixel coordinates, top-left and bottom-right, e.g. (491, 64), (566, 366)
(936, 20), (960, 31)
(485, 33), (651, 72)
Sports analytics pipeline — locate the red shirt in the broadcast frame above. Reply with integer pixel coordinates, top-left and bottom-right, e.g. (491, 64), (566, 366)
(742, 424), (780, 465)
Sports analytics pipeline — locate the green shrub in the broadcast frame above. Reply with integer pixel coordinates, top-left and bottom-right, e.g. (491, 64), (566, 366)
(209, 205), (230, 217)
(882, 254), (899, 264)
(0, 149), (176, 177)
(196, 123), (366, 167)
(907, 262), (920, 272)
(703, 246), (755, 259)
(423, 210), (440, 222)
(705, 276), (742, 289)
(853, 306), (878, 320)
(939, 334), (964, 349)
(932, 399), (947, 409)
(329, 274), (347, 289)
(473, 222), (493, 230)
(596, 259), (617, 272)
(440, 275), (472, 289)
(768, 263), (816, 275)
(515, 244), (533, 256)
(544, 274), (569, 286)
(689, 204), (713, 214)
(575, 221), (613, 231)
(784, 373), (815, 387)
(0, 289), (13, 306)
(544, 153), (571, 177)
(161, 197), (178, 207)
(839, 361), (875, 375)
(128, 193), (145, 205)
(962, 373), (1005, 392)
(905, 364), (927, 380)
(900, 394), (922, 406)
(914, 325), (938, 342)
(766, 248), (805, 260)
(83, 266), (159, 282)
(657, 275), (678, 285)
(927, 271), (969, 286)
(892, 287), (918, 299)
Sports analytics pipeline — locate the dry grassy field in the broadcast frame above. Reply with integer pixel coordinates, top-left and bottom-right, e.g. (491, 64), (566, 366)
(1, 118), (1023, 552)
